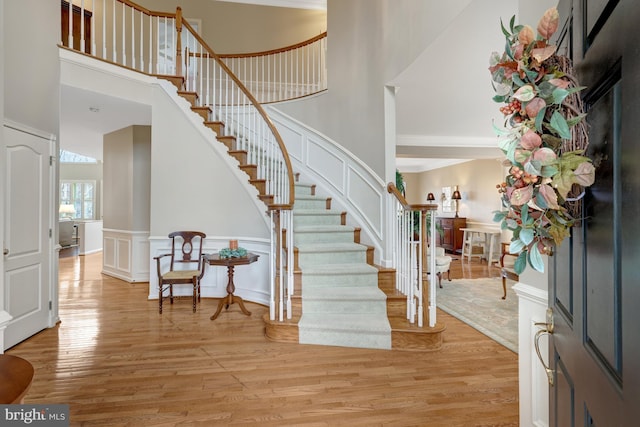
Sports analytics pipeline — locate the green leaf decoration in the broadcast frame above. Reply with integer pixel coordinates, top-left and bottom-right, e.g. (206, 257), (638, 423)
(501, 18), (512, 37)
(510, 239), (526, 254)
(511, 73), (526, 88)
(493, 94), (507, 103)
(541, 134), (562, 150)
(534, 106), (547, 133)
(528, 244), (545, 272)
(514, 251), (528, 275)
(566, 113), (587, 127)
(514, 84), (536, 102)
(524, 159), (542, 176)
(550, 111), (572, 139)
(537, 81), (557, 99)
(492, 120), (511, 136)
(524, 67), (539, 82)
(552, 87), (569, 105)
(493, 210), (508, 222)
(540, 165), (559, 177)
(521, 204), (529, 224)
(535, 192), (549, 209)
(509, 15), (516, 33)
(520, 228), (534, 245)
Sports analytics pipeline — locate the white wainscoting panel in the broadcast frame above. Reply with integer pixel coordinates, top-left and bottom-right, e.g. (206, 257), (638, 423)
(102, 229), (150, 283)
(267, 106), (387, 262)
(513, 282), (549, 427)
(306, 137), (346, 193)
(347, 165), (383, 239)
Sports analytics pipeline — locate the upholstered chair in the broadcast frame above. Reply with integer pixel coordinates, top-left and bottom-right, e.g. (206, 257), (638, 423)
(426, 246), (452, 288)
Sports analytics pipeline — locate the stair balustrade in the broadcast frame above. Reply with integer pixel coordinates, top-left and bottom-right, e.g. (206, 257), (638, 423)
(218, 33), (328, 103)
(387, 184), (439, 327)
(60, 0), (297, 322)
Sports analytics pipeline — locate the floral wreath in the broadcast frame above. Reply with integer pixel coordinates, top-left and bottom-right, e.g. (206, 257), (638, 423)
(489, 8), (595, 274)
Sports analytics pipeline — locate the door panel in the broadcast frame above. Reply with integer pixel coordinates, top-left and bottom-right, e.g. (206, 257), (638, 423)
(549, 0), (640, 425)
(3, 125), (51, 350)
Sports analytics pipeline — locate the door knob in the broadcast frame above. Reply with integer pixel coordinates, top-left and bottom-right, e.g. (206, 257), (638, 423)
(534, 307), (555, 386)
(3, 248), (8, 256)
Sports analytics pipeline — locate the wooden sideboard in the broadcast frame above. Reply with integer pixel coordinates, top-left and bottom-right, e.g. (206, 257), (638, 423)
(436, 217), (466, 254)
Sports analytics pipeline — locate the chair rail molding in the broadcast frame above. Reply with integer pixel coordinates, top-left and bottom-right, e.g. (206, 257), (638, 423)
(513, 282), (550, 427)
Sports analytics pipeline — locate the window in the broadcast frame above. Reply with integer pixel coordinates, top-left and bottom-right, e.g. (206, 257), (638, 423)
(60, 181), (95, 220)
(59, 149), (97, 163)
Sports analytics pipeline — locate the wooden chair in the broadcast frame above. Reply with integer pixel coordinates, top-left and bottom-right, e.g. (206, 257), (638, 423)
(499, 242), (518, 300)
(154, 231), (206, 313)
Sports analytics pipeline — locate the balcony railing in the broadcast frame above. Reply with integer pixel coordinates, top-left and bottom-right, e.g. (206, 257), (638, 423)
(219, 33), (328, 103)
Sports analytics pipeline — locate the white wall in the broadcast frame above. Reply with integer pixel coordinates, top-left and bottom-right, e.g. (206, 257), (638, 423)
(103, 126), (151, 232)
(404, 159), (504, 226)
(277, 0), (462, 182)
(1, 0), (60, 349)
(133, 0), (326, 53)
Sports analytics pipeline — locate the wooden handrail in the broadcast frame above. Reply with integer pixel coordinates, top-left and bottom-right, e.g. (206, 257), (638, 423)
(386, 183), (438, 212)
(219, 32), (327, 58)
(181, 19), (295, 209)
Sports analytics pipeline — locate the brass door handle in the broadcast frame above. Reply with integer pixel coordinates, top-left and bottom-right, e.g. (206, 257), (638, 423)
(534, 307), (555, 386)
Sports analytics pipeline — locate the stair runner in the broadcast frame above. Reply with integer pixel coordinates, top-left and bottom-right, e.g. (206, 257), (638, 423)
(294, 183), (392, 349)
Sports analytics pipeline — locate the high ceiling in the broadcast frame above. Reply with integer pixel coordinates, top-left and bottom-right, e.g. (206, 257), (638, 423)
(61, 0), (516, 173)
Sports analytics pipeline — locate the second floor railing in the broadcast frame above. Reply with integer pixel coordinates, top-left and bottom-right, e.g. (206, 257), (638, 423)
(219, 33), (328, 103)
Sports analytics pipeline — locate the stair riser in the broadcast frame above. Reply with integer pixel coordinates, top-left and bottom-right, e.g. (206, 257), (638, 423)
(294, 231), (355, 245)
(298, 250), (366, 266)
(301, 273), (379, 288)
(302, 299), (387, 314)
(299, 330), (391, 350)
(294, 214), (342, 227)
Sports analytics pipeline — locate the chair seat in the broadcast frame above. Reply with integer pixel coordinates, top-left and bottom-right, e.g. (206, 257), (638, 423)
(162, 270), (201, 281)
(434, 255), (452, 267)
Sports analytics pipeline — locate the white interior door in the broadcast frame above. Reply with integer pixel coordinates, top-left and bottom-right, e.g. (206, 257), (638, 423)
(3, 124), (52, 350)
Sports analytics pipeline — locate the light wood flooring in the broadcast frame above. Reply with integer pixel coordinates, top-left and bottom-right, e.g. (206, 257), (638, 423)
(6, 252), (517, 426)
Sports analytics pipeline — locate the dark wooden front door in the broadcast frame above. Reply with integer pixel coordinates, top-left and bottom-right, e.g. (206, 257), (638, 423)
(549, 0), (640, 424)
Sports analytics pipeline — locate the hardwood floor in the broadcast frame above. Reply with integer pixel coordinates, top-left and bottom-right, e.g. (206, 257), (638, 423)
(6, 253), (518, 426)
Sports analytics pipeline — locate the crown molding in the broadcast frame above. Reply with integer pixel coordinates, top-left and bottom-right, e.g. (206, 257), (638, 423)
(211, 0), (326, 10)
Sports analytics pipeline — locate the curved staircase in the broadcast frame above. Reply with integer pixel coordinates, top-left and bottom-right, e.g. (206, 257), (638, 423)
(265, 179), (446, 351)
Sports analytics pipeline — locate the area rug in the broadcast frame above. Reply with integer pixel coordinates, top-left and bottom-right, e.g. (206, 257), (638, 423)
(436, 277), (518, 353)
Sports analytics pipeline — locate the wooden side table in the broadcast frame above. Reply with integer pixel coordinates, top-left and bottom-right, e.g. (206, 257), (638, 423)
(0, 354), (34, 404)
(203, 252), (259, 321)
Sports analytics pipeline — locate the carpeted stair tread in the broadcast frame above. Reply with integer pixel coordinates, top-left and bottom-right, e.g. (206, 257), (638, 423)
(296, 242), (366, 252)
(294, 224), (356, 232)
(302, 286), (386, 300)
(295, 194), (323, 200)
(294, 209), (342, 215)
(300, 263), (378, 275)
